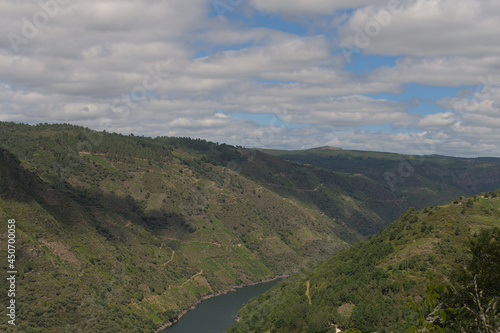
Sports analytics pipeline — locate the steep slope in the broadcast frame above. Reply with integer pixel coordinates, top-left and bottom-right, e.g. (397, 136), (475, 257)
(0, 121), (402, 332)
(0, 144), (344, 332)
(0, 122), (411, 244)
(236, 149), (407, 237)
(1, 147), (185, 332)
(2, 122), (498, 331)
(262, 147), (500, 210)
(227, 190), (500, 332)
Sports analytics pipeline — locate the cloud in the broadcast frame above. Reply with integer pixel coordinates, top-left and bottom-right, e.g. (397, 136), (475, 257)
(0, 0), (499, 157)
(326, 129), (500, 157)
(417, 112), (457, 128)
(437, 84), (500, 130)
(338, 0), (500, 58)
(291, 95), (412, 127)
(248, 0), (377, 15)
(185, 35), (332, 78)
(368, 56), (500, 87)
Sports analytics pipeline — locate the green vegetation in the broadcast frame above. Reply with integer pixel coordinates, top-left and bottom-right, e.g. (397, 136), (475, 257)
(0, 122), (391, 331)
(227, 190), (500, 332)
(1, 122), (498, 332)
(261, 146), (500, 210)
(409, 227), (499, 332)
(0, 122), (411, 243)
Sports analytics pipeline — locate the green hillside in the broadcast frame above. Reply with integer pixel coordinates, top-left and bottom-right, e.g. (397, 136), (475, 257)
(227, 191), (500, 332)
(0, 122), (408, 332)
(1, 122), (498, 332)
(261, 147), (500, 210)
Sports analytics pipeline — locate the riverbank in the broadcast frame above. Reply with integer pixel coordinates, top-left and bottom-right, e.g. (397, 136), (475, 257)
(154, 275), (289, 332)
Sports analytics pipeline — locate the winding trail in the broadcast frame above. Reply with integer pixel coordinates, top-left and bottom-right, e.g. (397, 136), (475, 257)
(181, 270), (204, 288)
(166, 250), (175, 264)
(306, 280), (312, 305)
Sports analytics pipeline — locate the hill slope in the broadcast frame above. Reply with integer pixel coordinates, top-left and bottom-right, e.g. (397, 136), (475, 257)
(0, 122), (413, 243)
(261, 147), (500, 210)
(0, 122), (409, 332)
(227, 190), (500, 332)
(0, 140), (344, 332)
(1, 122), (498, 332)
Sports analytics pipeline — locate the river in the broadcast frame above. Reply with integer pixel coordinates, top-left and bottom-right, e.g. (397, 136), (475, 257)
(161, 279), (282, 333)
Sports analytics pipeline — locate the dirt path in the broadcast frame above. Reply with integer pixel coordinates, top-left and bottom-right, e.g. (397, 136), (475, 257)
(306, 280), (312, 305)
(181, 270), (203, 288)
(163, 250), (175, 266)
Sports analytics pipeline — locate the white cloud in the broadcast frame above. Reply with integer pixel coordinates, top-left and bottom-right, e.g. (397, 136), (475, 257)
(248, 0), (377, 15)
(338, 0), (500, 58)
(186, 36), (332, 78)
(0, 0), (499, 157)
(326, 129), (500, 157)
(437, 84), (500, 131)
(368, 56), (500, 87)
(291, 95), (412, 127)
(417, 112), (457, 128)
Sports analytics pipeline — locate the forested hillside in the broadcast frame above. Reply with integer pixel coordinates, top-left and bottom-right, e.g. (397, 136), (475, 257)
(0, 122), (404, 332)
(228, 191), (500, 332)
(1, 122), (498, 332)
(262, 147), (500, 210)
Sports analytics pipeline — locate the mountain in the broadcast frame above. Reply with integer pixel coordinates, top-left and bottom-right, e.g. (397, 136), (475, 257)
(227, 191), (500, 332)
(1, 121), (498, 332)
(260, 147), (500, 210)
(0, 122), (406, 332)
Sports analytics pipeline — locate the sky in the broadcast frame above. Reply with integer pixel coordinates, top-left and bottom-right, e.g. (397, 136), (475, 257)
(1, 0), (500, 157)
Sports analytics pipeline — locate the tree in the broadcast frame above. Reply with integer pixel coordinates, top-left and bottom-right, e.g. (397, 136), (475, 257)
(408, 228), (500, 332)
(408, 279), (456, 333)
(446, 228), (500, 332)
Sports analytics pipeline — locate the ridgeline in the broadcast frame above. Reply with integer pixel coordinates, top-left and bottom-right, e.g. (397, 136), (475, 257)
(0, 121), (499, 332)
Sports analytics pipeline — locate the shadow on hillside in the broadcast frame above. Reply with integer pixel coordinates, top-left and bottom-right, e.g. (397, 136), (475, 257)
(62, 185), (197, 237)
(0, 148), (194, 241)
(236, 150), (406, 238)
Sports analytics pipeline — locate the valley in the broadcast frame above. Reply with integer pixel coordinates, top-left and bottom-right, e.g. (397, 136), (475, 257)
(0, 122), (499, 332)
(227, 191), (500, 332)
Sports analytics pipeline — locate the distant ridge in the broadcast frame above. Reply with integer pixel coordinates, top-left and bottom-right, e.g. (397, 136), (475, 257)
(310, 146), (343, 151)
(262, 147), (500, 210)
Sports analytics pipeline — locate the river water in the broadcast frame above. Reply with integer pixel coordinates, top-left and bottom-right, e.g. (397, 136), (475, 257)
(161, 279), (281, 333)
